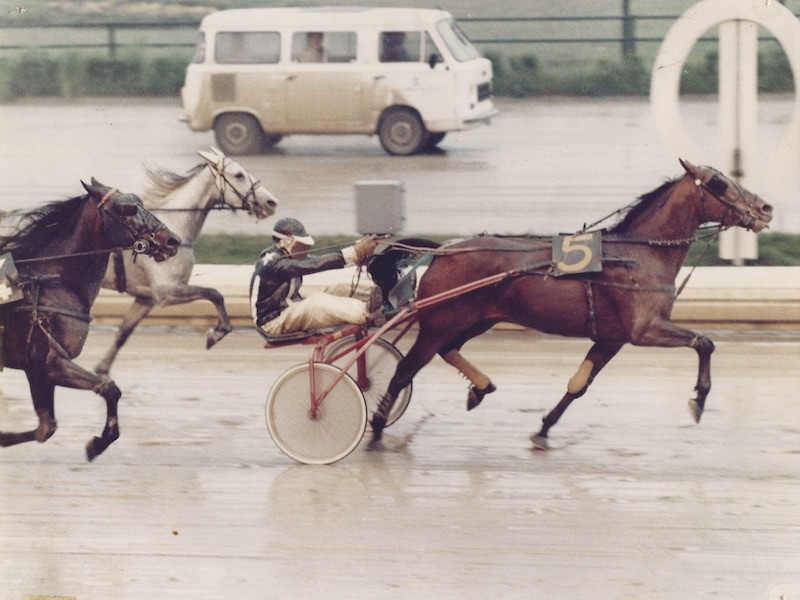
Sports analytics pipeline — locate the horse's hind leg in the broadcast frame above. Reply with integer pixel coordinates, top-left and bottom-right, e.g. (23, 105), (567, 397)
(531, 341), (624, 450)
(369, 334), (442, 449)
(95, 297), (154, 374)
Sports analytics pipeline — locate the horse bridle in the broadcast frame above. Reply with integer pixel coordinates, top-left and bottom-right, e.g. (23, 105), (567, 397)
(691, 168), (759, 231)
(96, 188), (164, 257)
(209, 157), (260, 213)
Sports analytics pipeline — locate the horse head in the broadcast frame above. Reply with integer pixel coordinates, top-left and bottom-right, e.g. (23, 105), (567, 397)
(679, 159), (773, 233)
(83, 179), (181, 262)
(198, 147), (279, 219)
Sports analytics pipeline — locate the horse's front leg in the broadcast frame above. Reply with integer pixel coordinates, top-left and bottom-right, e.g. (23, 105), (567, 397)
(631, 319), (715, 423)
(0, 368), (56, 448)
(687, 334), (715, 422)
(532, 341), (624, 450)
(164, 284), (232, 349)
(439, 321), (497, 411)
(49, 353), (122, 461)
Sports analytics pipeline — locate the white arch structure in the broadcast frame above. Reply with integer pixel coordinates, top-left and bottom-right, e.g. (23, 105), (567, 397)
(651, 0), (800, 260)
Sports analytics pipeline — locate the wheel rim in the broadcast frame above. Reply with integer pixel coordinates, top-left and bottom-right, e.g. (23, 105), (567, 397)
(266, 363), (367, 465)
(225, 123), (249, 147)
(324, 337), (412, 427)
(389, 121), (414, 146)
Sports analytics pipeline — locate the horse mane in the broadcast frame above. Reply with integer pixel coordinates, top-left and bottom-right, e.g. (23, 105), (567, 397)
(141, 163), (205, 207)
(607, 177), (680, 233)
(0, 195), (89, 259)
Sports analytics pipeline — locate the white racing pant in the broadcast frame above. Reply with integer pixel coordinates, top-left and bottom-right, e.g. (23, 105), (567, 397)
(261, 292), (368, 335)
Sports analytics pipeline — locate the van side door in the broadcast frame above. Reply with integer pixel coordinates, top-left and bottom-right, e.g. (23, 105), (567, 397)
(284, 31), (369, 133)
(373, 30), (454, 127)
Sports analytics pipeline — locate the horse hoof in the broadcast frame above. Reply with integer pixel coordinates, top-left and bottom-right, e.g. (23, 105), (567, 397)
(86, 435), (114, 462)
(688, 399), (704, 423)
(206, 327), (231, 349)
(86, 438), (101, 461)
(467, 382), (496, 411)
(530, 434), (549, 451)
(367, 439), (384, 452)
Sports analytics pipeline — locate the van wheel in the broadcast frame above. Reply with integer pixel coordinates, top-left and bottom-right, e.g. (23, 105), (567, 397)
(378, 107), (427, 156)
(214, 113), (266, 155)
(425, 132), (446, 149)
(263, 134), (284, 148)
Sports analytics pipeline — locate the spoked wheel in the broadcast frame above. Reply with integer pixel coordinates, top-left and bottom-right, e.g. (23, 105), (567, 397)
(266, 363), (367, 465)
(323, 336), (412, 427)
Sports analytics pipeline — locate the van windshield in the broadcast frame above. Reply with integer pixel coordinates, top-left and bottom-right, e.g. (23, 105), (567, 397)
(436, 19), (481, 62)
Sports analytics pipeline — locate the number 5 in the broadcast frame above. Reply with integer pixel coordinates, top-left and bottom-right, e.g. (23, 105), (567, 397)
(556, 233), (594, 273)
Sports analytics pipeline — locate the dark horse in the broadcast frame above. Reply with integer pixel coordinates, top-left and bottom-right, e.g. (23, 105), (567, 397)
(0, 180), (180, 460)
(369, 160), (773, 450)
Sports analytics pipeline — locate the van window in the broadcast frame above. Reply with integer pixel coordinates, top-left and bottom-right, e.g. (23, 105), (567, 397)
(191, 32), (205, 64)
(423, 32), (443, 65)
(379, 31), (420, 63)
(292, 31), (357, 63)
(435, 19), (481, 62)
(215, 31), (281, 64)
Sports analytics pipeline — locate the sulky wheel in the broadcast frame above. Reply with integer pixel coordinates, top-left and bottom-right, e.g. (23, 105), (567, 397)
(323, 336), (412, 427)
(266, 363), (367, 465)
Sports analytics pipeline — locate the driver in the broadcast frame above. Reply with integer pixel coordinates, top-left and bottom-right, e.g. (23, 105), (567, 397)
(250, 218), (383, 335)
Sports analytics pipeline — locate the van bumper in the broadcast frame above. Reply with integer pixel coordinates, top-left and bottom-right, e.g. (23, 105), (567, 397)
(464, 106), (500, 126)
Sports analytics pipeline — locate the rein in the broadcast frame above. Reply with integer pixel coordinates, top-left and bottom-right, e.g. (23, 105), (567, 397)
(149, 205), (248, 213)
(12, 246), (138, 265)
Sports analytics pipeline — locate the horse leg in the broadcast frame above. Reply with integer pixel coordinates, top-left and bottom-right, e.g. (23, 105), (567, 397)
(531, 341), (624, 450)
(688, 334), (715, 423)
(439, 322), (497, 410)
(95, 297), (154, 375)
(48, 354), (122, 461)
(162, 285), (232, 349)
(369, 334), (442, 450)
(0, 367), (57, 448)
(630, 319), (715, 423)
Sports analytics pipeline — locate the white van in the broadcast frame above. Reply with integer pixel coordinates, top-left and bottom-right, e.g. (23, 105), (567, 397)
(180, 7), (498, 155)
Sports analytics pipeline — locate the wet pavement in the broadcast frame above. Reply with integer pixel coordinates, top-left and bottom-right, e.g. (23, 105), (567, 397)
(0, 95), (798, 237)
(0, 326), (798, 599)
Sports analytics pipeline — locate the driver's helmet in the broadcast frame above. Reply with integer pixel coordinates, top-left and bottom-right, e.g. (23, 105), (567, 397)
(271, 217), (314, 246)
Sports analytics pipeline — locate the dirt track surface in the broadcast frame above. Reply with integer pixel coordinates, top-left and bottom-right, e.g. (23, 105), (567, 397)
(0, 326), (798, 599)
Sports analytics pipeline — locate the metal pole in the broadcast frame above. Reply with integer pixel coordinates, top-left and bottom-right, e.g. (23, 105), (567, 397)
(621, 0), (636, 58)
(718, 19), (758, 265)
(108, 25), (117, 58)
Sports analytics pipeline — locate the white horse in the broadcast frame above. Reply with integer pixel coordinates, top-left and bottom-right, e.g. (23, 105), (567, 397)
(95, 148), (278, 375)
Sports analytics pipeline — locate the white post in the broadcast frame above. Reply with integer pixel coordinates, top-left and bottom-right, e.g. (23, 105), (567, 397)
(718, 19), (758, 265)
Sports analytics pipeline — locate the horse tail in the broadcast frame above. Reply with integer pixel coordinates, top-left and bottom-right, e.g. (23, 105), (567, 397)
(367, 237), (440, 301)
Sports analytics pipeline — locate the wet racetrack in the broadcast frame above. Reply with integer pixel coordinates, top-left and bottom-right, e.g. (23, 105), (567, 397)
(0, 327), (798, 599)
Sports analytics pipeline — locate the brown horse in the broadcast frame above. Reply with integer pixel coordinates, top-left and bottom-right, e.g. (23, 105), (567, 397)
(369, 160), (773, 450)
(0, 180), (180, 461)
